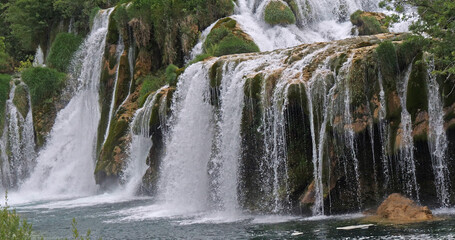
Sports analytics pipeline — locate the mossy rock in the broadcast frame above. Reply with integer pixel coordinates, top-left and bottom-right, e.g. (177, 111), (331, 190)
(264, 0), (296, 26)
(13, 84), (30, 118)
(350, 10), (388, 36)
(376, 41), (398, 92)
(203, 18), (259, 57)
(406, 53), (428, 121)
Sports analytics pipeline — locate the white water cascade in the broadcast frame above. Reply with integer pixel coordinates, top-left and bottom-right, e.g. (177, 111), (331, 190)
(122, 86), (168, 196)
(0, 80), (35, 190)
(13, 8), (114, 200)
(426, 57), (450, 207)
(33, 46), (45, 67)
(397, 63), (420, 201)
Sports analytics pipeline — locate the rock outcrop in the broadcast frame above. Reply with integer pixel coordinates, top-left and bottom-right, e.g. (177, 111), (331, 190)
(366, 193), (434, 223)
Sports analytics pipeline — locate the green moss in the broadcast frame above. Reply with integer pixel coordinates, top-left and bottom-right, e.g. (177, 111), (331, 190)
(13, 84), (29, 118)
(396, 36), (427, 71)
(209, 60), (224, 88)
(137, 72), (167, 107)
(107, 10), (120, 45)
(406, 53), (428, 120)
(203, 18), (259, 57)
(95, 119), (129, 175)
(264, 0), (296, 26)
(350, 10), (387, 36)
(0, 74), (10, 136)
(165, 64), (179, 87)
(46, 33), (83, 72)
(21, 67), (66, 107)
(376, 41), (398, 92)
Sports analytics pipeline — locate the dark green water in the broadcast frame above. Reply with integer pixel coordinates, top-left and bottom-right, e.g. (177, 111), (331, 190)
(13, 195), (455, 239)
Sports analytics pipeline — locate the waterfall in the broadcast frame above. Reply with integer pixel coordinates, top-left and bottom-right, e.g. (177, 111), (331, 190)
(122, 86), (168, 196)
(397, 63), (420, 200)
(377, 70), (391, 190)
(340, 54), (361, 208)
(157, 62), (215, 213)
(426, 57), (450, 207)
(0, 80), (35, 190)
(33, 46), (45, 67)
(16, 8), (114, 199)
(103, 35), (125, 144)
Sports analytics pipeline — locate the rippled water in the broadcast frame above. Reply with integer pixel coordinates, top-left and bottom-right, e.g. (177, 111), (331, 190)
(11, 196), (455, 239)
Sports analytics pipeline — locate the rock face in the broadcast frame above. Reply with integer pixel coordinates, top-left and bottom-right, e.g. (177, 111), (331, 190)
(375, 193), (434, 223)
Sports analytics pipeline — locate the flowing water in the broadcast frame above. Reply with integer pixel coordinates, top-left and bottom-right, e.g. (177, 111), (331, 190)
(8, 8), (114, 202)
(0, 80), (35, 190)
(1, 1), (453, 239)
(426, 57), (451, 207)
(12, 198), (455, 239)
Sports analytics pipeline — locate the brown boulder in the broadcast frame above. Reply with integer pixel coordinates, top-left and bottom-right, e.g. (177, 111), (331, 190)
(368, 193), (434, 224)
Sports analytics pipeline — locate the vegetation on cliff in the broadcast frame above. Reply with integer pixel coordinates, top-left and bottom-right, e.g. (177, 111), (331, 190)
(264, 0), (296, 26)
(0, 74), (10, 135)
(47, 33), (83, 72)
(203, 18), (260, 57)
(21, 67), (66, 106)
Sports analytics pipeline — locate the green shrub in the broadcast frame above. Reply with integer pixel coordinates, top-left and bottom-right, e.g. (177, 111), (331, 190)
(0, 74), (10, 135)
(137, 72), (166, 107)
(165, 64), (179, 86)
(0, 196), (32, 240)
(264, 0), (296, 26)
(47, 33), (83, 72)
(21, 67), (66, 106)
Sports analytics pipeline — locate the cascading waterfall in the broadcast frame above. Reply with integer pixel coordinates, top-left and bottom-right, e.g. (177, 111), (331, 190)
(305, 56), (337, 216)
(157, 62), (215, 212)
(340, 54), (362, 208)
(103, 35), (125, 144)
(231, 0), (381, 51)
(377, 70), (391, 190)
(122, 86), (168, 196)
(0, 80), (35, 190)
(15, 8), (114, 199)
(397, 63), (420, 200)
(33, 46), (45, 67)
(426, 57), (450, 207)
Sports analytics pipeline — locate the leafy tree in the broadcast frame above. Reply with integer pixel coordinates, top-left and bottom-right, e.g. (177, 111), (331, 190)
(380, 0), (455, 75)
(4, 0), (56, 51)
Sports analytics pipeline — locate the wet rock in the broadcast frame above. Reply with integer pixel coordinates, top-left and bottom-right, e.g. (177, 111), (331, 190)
(367, 193), (434, 223)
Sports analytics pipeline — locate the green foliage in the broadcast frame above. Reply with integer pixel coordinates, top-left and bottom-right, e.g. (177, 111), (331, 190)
(203, 18), (260, 57)
(187, 53), (212, 66)
(47, 33), (83, 72)
(264, 0), (296, 26)
(0, 36), (12, 73)
(165, 64), (179, 86)
(0, 74), (10, 135)
(21, 67), (66, 106)
(0, 194), (33, 240)
(14, 56), (33, 73)
(4, 0), (55, 51)
(380, 0), (455, 76)
(137, 72), (166, 107)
